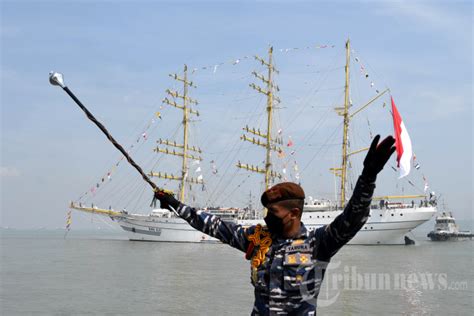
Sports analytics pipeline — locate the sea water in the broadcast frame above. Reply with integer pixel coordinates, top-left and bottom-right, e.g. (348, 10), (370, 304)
(1, 224), (472, 315)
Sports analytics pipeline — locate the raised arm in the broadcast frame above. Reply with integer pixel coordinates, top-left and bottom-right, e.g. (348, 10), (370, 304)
(314, 174), (375, 260)
(154, 192), (251, 253)
(315, 135), (396, 260)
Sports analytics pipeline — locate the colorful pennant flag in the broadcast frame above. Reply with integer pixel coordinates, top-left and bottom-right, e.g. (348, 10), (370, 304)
(66, 211), (72, 231)
(423, 174), (429, 192)
(413, 154), (420, 170)
(287, 137), (293, 147)
(64, 210), (72, 238)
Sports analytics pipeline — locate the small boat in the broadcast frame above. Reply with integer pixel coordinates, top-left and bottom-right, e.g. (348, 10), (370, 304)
(428, 212), (473, 241)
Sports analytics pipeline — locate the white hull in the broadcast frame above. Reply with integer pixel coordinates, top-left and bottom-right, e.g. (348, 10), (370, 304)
(117, 215), (219, 242)
(114, 206), (436, 245)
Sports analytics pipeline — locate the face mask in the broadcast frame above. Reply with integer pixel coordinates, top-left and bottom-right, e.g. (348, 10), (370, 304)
(264, 211), (290, 236)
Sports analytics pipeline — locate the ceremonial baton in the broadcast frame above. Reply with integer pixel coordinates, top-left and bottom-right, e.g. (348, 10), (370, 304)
(49, 72), (169, 197)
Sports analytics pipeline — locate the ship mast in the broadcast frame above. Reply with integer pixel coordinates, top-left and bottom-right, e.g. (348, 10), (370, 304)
(180, 65), (191, 201)
(237, 46), (282, 191)
(263, 47), (275, 189)
(331, 39), (392, 208)
(330, 40), (351, 208)
(340, 39), (351, 208)
(149, 64), (203, 203)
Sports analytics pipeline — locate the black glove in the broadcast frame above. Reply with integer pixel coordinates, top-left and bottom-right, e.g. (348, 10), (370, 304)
(154, 190), (180, 211)
(362, 135), (396, 179)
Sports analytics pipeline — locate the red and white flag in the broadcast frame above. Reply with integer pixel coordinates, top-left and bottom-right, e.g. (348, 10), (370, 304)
(391, 97), (412, 178)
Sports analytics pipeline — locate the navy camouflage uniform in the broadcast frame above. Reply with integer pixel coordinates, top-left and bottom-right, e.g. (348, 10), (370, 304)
(174, 175), (375, 315)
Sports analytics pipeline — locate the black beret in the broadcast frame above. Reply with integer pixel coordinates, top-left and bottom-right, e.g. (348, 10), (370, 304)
(261, 182), (305, 207)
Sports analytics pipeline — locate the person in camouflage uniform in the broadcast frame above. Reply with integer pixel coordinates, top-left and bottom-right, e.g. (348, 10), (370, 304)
(155, 135), (395, 315)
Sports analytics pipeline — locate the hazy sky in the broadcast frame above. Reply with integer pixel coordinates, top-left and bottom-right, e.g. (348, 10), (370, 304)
(1, 0), (472, 229)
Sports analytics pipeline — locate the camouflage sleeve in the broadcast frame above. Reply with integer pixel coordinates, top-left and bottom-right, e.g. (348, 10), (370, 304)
(175, 203), (252, 253)
(314, 175), (375, 260)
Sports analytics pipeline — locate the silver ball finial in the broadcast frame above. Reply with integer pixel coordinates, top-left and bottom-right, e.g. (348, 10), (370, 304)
(49, 71), (66, 88)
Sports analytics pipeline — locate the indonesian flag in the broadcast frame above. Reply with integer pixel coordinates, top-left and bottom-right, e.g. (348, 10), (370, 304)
(391, 97), (412, 178)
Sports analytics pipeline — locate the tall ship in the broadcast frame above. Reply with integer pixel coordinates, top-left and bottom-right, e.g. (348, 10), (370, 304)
(70, 40), (436, 244)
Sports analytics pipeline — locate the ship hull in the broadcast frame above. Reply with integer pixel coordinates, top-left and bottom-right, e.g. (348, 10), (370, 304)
(115, 206), (436, 245)
(117, 215), (219, 242)
(240, 206), (436, 245)
(427, 232), (473, 241)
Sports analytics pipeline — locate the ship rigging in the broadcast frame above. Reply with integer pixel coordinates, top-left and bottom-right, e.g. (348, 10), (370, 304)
(67, 39), (436, 244)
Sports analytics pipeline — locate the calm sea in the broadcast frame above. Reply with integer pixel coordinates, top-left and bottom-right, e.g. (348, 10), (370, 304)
(1, 223), (473, 315)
